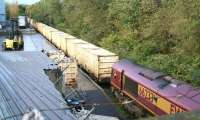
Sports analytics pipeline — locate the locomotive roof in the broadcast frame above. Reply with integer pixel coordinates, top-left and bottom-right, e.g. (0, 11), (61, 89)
(113, 59), (200, 111)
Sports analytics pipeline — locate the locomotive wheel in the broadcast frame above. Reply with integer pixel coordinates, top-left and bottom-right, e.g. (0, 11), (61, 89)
(123, 99), (143, 118)
(112, 87), (144, 117)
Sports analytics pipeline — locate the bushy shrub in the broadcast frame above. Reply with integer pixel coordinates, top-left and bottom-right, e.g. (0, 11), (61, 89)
(28, 0), (200, 86)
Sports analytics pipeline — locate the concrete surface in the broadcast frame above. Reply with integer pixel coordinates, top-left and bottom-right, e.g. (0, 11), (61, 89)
(0, 32), (122, 119)
(23, 33), (57, 52)
(0, 52), (75, 120)
(0, 36), (6, 51)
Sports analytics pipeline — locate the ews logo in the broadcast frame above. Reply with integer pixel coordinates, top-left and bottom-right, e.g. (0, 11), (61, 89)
(170, 104), (185, 114)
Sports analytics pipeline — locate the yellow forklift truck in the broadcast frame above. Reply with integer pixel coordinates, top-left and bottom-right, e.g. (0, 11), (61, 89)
(3, 17), (24, 50)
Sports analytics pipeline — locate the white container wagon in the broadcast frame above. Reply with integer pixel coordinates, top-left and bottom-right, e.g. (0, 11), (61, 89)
(43, 27), (59, 42)
(65, 38), (88, 57)
(83, 48), (119, 82)
(60, 33), (76, 52)
(29, 19), (119, 82)
(51, 31), (63, 47)
(18, 16), (26, 29)
(75, 43), (99, 65)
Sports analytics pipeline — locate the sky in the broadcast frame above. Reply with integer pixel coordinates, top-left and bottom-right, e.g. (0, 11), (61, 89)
(5, 0), (40, 5)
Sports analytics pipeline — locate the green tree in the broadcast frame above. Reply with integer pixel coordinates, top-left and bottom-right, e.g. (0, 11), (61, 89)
(27, 0), (200, 86)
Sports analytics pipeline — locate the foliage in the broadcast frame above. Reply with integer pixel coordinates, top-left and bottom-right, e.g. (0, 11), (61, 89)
(27, 0), (200, 86)
(18, 5), (26, 16)
(6, 4), (26, 19)
(7, 2), (19, 18)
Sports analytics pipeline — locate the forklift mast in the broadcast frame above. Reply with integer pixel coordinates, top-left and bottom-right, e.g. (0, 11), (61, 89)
(10, 17), (20, 39)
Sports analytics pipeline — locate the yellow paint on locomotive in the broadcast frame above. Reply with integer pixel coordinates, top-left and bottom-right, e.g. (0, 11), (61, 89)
(138, 85), (185, 114)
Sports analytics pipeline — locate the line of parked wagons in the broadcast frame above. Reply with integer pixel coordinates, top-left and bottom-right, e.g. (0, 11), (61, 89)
(29, 18), (118, 83)
(28, 18), (200, 117)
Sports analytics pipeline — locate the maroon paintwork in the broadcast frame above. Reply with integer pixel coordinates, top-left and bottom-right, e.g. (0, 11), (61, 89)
(111, 59), (200, 114)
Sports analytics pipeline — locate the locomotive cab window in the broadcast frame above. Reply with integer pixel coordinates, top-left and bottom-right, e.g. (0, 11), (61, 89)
(124, 75), (138, 96)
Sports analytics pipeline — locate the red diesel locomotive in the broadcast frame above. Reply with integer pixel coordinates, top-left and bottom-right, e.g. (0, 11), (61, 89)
(111, 59), (200, 116)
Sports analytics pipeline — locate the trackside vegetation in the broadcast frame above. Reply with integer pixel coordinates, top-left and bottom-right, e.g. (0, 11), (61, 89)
(27, 0), (200, 86)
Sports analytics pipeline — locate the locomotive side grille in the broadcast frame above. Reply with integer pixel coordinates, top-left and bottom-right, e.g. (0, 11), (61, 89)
(124, 75), (138, 96)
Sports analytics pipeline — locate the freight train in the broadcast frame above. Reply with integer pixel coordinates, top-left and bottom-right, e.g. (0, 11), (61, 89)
(28, 18), (200, 116)
(28, 18), (119, 83)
